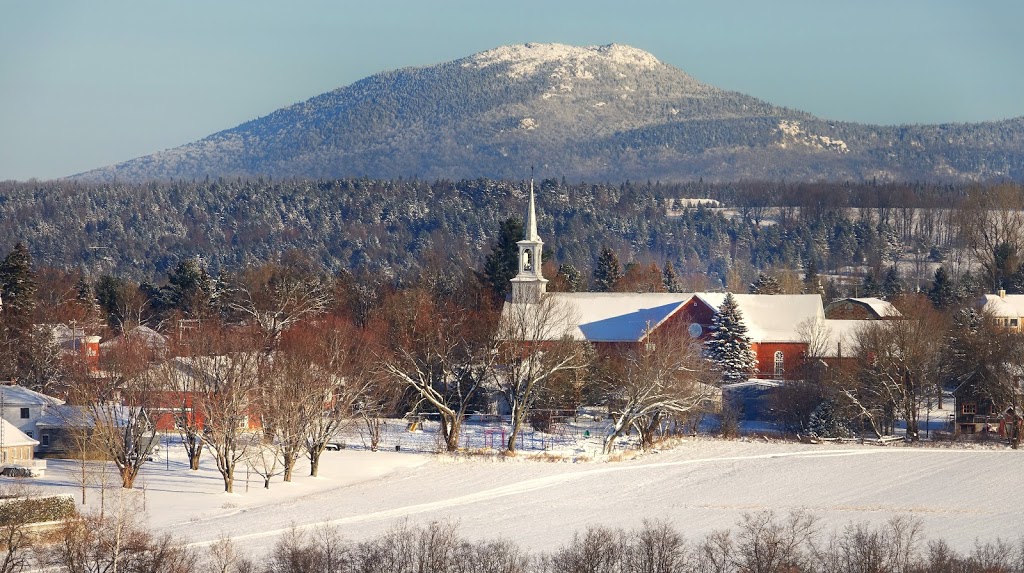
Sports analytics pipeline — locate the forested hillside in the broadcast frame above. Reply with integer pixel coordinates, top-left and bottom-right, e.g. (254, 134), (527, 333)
(0, 177), (1005, 293)
(73, 44), (1024, 183)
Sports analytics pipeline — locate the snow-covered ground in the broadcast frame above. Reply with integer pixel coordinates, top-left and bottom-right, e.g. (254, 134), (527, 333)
(21, 421), (1021, 557)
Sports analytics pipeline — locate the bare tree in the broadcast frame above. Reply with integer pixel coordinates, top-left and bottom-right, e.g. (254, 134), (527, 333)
(258, 354), (316, 483)
(379, 288), (497, 452)
(598, 325), (718, 453)
(958, 184), (1024, 291)
(46, 492), (195, 573)
(192, 326), (262, 493)
(289, 316), (380, 476)
(146, 349), (205, 471)
(945, 307), (1024, 448)
(70, 340), (160, 489)
(844, 297), (946, 441)
(224, 259), (331, 349)
(496, 295), (588, 454)
(731, 510), (818, 573)
(244, 434), (283, 489)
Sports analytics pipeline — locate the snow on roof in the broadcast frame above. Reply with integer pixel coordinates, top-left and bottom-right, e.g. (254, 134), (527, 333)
(980, 294), (1024, 318)
(0, 384), (64, 407)
(0, 418), (39, 447)
(101, 325), (168, 349)
(817, 320), (867, 358)
(541, 293), (694, 342)
(848, 297), (902, 318)
(695, 293), (824, 343)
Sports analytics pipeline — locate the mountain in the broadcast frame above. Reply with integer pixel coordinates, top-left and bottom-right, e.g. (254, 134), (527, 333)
(74, 43), (1024, 183)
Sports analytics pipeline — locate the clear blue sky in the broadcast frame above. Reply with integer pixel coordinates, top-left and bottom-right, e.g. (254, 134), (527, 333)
(2, 0), (1022, 181)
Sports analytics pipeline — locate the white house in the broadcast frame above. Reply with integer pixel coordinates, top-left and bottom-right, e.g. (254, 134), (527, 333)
(0, 383), (64, 444)
(0, 418), (44, 476)
(979, 290), (1024, 331)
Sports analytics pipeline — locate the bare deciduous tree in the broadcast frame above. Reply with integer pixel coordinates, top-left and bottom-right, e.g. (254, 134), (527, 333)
(299, 316), (378, 476)
(224, 259), (331, 349)
(496, 296), (588, 454)
(598, 325), (718, 453)
(191, 326), (262, 493)
(70, 341), (160, 489)
(379, 288), (497, 452)
(844, 297), (946, 441)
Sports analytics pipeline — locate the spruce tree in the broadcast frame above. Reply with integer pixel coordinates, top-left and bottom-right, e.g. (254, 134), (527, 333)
(705, 292), (758, 383)
(808, 399), (852, 438)
(165, 257), (216, 318)
(662, 261), (682, 293)
(592, 246), (622, 292)
(1007, 263), (1024, 294)
(0, 243), (37, 329)
(928, 266), (955, 308)
(556, 263), (583, 292)
(0, 242), (39, 383)
(803, 257), (823, 295)
(749, 272), (781, 295)
(881, 266), (905, 299)
(861, 273), (881, 298)
(482, 217), (524, 298)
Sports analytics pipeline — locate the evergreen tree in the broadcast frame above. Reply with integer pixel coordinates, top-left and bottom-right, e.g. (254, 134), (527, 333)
(165, 257), (216, 318)
(803, 257), (823, 295)
(705, 293), (758, 383)
(860, 273), (881, 298)
(482, 217), (523, 299)
(0, 242), (39, 383)
(592, 246), (622, 292)
(0, 242), (37, 331)
(749, 272), (782, 295)
(928, 266), (956, 308)
(1007, 262), (1024, 294)
(808, 399), (852, 438)
(662, 261), (682, 293)
(881, 266), (905, 299)
(556, 263), (583, 292)
(958, 270), (983, 300)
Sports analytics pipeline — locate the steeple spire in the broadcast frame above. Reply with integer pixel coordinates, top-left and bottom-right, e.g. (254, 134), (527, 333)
(525, 177), (540, 242)
(510, 173), (547, 302)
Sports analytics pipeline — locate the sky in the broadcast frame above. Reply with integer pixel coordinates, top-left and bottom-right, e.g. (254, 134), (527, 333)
(2, 1), (1022, 181)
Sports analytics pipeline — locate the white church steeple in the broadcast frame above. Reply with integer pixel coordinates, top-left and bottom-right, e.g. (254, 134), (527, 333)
(510, 178), (547, 303)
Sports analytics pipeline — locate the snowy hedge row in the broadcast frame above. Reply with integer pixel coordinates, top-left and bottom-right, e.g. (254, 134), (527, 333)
(0, 494), (76, 525)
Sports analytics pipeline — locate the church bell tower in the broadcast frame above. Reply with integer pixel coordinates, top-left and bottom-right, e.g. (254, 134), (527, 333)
(510, 179), (548, 303)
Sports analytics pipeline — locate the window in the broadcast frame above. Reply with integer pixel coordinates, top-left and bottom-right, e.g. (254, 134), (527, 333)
(41, 434), (50, 447)
(774, 351), (784, 378)
(962, 403), (977, 415)
(1012, 319), (1019, 327)
(20, 407), (30, 419)
(522, 248), (533, 271)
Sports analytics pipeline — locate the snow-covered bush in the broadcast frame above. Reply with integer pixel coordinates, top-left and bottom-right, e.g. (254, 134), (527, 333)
(807, 399), (853, 439)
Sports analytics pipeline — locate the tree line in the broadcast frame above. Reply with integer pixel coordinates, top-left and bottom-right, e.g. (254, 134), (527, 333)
(4, 492), (1024, 573)
(0, 177), (1019, 293)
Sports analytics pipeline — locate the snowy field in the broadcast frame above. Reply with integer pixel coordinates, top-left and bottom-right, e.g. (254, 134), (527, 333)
(20, 423), (1022, 557)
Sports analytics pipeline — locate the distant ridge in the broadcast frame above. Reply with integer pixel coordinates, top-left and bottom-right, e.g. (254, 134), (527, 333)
(74, 43), (1024, 183)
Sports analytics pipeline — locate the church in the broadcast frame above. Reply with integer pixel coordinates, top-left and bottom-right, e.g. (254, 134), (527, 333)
(501, 182), (862, 380)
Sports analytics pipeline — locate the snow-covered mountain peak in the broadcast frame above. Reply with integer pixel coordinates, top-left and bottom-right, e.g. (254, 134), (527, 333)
(462, 43), (662, 78)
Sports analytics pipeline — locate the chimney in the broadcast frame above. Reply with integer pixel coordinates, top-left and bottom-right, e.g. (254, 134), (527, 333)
(1000, 289), (1007, 299)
